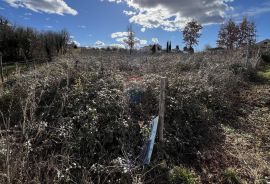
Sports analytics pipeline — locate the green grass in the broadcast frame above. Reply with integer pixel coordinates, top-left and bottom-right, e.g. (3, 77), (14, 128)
(257, 65), (270, 80)
(169, 166), (198, 184)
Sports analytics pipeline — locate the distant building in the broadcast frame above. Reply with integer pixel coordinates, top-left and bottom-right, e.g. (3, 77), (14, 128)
(256, 39), (270, 50)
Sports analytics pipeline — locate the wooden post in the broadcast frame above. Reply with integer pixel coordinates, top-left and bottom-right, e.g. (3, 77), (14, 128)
(0, 52), (4, 83)
(158, 77), (167, 142)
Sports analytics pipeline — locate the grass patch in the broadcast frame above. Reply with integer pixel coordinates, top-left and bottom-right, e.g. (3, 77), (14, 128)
(257, 65), (270, 80)
(223, 168), (242, 184)
(169, 166), (198, 184)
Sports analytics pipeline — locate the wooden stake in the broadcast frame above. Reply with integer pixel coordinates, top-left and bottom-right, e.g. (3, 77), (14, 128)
(158, 77), (167, 142)
(0, 52), (4, 83)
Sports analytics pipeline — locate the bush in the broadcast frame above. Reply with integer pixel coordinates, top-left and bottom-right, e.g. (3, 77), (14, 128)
(223, 168), (242, 184)
(168, 166), (198, 184)
(261, 53), (270, 63)
(0, 61), (143, 183)
(0, 50), (255, 183)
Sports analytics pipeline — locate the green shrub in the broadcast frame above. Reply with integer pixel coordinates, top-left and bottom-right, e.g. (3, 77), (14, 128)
(223, 168), (242, 184)
(169, 166), (198, 184)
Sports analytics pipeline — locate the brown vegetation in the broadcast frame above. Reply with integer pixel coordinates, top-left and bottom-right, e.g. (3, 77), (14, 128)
(0, 48), (268, 183)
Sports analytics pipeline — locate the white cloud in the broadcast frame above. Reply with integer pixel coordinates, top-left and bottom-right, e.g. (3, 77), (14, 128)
(231, 2), (270, 18)
(68, 37), (81, 47)
(115, 37), (126, 43)
(92, 40), (126, 49)
(102, 0), (122, 3)
(123, 10), (136, 16)
(109, 43), (125, 48)
(103, 0), (234, 31)
(111, 31), (147, 47)
(141, 27), (146, 32)
(72, 40), (81, 47)
(139, 39), (147, 45)
(152, 38), (159, 43)
(111, 32), (129, 38)
(95, 40), (105, 47)
(5, 0), (78, 15)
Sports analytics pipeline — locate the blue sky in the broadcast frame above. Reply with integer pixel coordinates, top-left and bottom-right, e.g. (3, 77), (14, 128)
(0, 0), (270, 50)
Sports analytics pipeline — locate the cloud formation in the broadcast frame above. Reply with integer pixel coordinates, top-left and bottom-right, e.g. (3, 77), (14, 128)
(141, 27), (146, 32)
(72, 40), (81, 47)
(111, 32), (129, 38)
(123, 10), (136, 16)
(109, 43), (125, 48)
(152, 38), (159, 44)
(111, 31), (147, 47)
(5, 0), (78, 15)
(103, 0), (233, 31)
(231, 2), (270, 18)
(95, 40), (105, 47)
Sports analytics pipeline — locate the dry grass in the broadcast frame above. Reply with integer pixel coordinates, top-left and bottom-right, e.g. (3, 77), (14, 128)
(0, 49), (268, 183)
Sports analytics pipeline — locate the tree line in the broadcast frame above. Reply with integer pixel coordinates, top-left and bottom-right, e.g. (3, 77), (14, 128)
(124, 17), (257, 54)
(217, 17), (256, 49)
(0, 16), (70, 64)
(181, 17), (256, 52)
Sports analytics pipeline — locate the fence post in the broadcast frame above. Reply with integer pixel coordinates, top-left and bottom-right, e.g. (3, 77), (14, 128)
(158, 77), (167, 142)
(0, 52), (4, 83)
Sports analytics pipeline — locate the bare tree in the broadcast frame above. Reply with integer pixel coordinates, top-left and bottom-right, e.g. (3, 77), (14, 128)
(124, 25), (138, 55)
(182, 20), (203, 50)
(55, 29), (70, 55)
(217, 19), (239, 50)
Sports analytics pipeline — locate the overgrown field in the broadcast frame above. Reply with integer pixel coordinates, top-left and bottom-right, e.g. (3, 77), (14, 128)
(0, 50), (269, 184)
